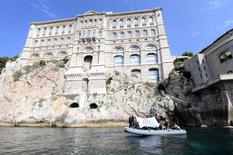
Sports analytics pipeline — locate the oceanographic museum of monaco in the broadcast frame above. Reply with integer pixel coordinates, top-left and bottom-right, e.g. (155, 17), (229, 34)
(19, 8), (174, 94)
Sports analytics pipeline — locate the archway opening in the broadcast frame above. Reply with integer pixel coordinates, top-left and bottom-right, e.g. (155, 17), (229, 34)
(69, 102), (79, 108)
(89, 103), (98, 109)
(84, 55), (93, 70)
(82, 78), (89, 92)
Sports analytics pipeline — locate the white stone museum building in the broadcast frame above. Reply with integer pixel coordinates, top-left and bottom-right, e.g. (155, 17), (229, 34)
(18, 8), (174, 94)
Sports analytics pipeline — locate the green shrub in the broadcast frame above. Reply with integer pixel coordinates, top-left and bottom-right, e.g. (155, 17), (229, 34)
(55, 58), (69, 68)
(182, 51), (193, 57)
(23, 65), (32, 73)
(39, 60), (46, 66)
(32, 62), (40, 68)
(174, 61), (184, 71)
(156, 95), (165, 102)
(32, 60), (46, 68)
(145, 82), (156, 88)
(157, 79), (168, 92)
(114, 70), (120, 76)
(63, 57), (69, 64)
(0, 68), (3, 75)
(12, 70), (23, 81)
(0, 56), (18, 75)
(58, 61), (65, 68)
(106, 77), (113, 85)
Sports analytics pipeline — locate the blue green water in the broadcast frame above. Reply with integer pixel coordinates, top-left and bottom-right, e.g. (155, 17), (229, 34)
(0, 127), (232, 155)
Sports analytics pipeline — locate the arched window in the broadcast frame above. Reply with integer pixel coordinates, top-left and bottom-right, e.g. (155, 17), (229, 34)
(134, 18), (139, 27)
(92, 29), (96, 37)
(120, 32), (124, 38)
(151, 29), (156, 36)
(62, 25), (66, 34)
(149, 16), (153, 25)
(31, 53), (40, 59)
(80, 21), (83, 27)
(82, 30), (86, 38)
(68, 24), (72, 33)
(149, 68), (159, 82)
(98, 18), (102, 25)
(99, 31), (102, 38)
(113, 32), (117, 39)
(44, 52), (53, 58)
(146, 44), (157, 51)
(135, 30), (140, 37)
(55, 26), (59, 34)
(114, 55), (124, 66)
(85, 46), (94, 52)
(146, 53), (157, 64)
(84, 55), (93, 70)
(43, 27), (47, 36)
(127, 18), (132, 27)
(130, 45), (141, 52)
(128, 31), (132, 38)
(58, 51), (67, 57)
(37, 28), (41, 36)
(143, 30), (148, 37)
(89, 19), (93, 27)
(130, 54), (140, 65)
(112, 20), (117, 28)
(131, 69), (141, 77)
(87, 30), (91, 37)
(119, 19), (124, 28)
(49, 27), (53, 35)
(141, 17), (146, 26)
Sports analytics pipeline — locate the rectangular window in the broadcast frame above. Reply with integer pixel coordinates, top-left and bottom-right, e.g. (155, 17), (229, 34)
(219, 50), (232, 63)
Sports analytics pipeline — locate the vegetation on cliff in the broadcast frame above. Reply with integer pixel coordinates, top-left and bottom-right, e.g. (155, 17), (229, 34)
(0, 56), (18, 75)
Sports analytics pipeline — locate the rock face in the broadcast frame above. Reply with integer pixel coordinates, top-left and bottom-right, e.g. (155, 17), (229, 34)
(164, 69), (233, 127)
(0, 61), (175, 127)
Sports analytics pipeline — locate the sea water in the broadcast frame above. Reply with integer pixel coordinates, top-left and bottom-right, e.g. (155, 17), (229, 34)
(0, 127), (232, 155)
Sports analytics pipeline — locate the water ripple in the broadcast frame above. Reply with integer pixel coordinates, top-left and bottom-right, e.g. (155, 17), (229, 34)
(0, 127), (232, 155)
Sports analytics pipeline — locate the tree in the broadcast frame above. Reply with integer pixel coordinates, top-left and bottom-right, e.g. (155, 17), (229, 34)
(182, 51), (193, 57)
(0, 56), (18, 75)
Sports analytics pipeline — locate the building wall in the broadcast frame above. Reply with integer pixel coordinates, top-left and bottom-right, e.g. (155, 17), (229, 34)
(205, 40), (233, 78)
(19, 9), (174, 94)
(185, 31), (233, 88)
(183, 29), (233, 126)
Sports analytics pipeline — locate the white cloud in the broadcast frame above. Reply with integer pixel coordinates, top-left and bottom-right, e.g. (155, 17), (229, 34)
(223, 20), (233, 28)
(202, 0), (229, 13)
(185, 31), (200, 38)
(31, 0), (56, 18)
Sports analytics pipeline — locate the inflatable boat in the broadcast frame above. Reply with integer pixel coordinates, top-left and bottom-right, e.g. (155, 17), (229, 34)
(124, 127), (187, 136)
(125, 116), (186, 136)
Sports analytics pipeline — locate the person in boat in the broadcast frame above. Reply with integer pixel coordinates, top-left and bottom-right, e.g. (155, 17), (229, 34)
(133, 116), (140, 129)
(128, 115), (132, 127)
(164, 120), (169, 130)
(172, 123), (181, 130)
(129, 114), (135, 127)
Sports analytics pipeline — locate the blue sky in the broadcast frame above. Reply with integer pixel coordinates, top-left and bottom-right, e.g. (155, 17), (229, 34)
(0, 0), (233, 57)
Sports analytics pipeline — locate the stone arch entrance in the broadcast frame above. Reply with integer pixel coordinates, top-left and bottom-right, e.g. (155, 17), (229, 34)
(84, 55), (93, 71)
(82, 78), (89, 92)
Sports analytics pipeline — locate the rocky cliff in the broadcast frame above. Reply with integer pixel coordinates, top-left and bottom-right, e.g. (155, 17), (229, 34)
(163, 68), (233, 127)
(0, 60), (175, 127)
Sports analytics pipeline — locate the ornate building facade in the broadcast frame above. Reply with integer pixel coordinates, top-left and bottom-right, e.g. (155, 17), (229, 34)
(19, 8), (174, 94)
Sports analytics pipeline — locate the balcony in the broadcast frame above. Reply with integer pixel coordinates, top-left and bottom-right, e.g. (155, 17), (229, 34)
(80, 35), (98, 43)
